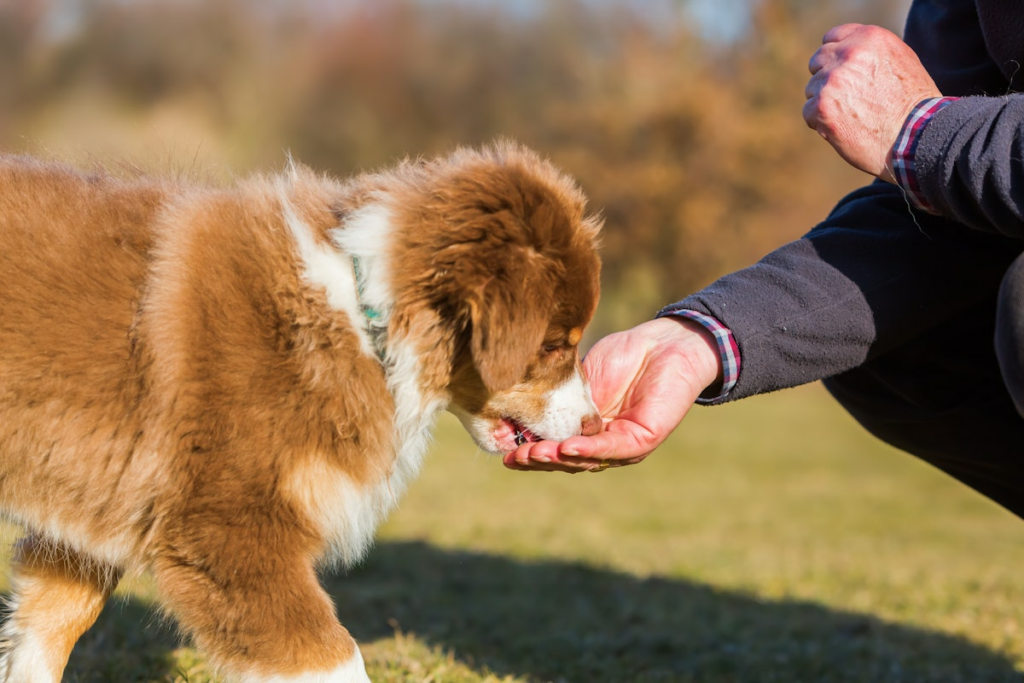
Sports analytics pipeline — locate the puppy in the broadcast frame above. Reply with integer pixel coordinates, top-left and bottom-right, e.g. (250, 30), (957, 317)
(0, 142), (602, 682)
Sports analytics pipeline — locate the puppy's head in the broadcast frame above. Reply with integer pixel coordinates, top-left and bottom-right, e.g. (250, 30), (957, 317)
(406, 142), (603, 453)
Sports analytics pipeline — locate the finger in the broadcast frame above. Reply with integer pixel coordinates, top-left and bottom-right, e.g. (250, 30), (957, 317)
(560, 457), (613, 472)
(535, 443), (602, 471)
(803, 98), (833, 142)
(503, 440), (553, 467)
(802, 97), (820, 131)
(503, 445), (563, 471)
(822, 23), (863, 45)
(557, 453), (649, 472)
(520, 439), (562, 464)
(554, 457), (606, 473)
(504, 451), (594, 474)
(804, 69), (825, 100)
(807, 47), (826, 76)
(503, 459), (561, 472)
(557, 423), (654, 460)
(808, 39), (843, 77)
(521, 439), (639, 473)
(503, 438), (622, 472)
(543, 453), (620, 473)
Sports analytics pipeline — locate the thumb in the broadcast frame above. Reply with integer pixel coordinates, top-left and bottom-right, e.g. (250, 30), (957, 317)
(559, 421), (658, 459)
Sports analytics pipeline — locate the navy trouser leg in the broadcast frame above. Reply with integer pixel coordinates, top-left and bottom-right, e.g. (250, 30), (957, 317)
(995, 252), (1024, 418)
(824, 278), (1024, 518)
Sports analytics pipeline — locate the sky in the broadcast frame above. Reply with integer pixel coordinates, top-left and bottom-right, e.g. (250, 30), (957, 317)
(419, 0), (912, 44)
(39, 0), (914, 47)
(426, 0), (751, 42)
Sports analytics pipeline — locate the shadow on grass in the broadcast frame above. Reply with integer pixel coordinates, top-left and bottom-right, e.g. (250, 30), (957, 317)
(328, 540), (1023, 683)
(62, 597), (183, 683)
(52, 540), (1022, 682)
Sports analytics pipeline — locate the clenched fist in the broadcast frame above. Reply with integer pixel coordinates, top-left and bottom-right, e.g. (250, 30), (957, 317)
(803, 23), (942, 183)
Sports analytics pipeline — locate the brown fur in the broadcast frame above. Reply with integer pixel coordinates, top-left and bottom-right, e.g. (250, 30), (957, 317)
(0, 142), (601, 681)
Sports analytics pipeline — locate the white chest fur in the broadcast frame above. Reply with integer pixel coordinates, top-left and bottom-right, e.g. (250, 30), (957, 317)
(280, 188), (444, 567)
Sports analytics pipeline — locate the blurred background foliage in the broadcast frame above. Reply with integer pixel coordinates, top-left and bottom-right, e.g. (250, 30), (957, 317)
(0, 0), (907, 335)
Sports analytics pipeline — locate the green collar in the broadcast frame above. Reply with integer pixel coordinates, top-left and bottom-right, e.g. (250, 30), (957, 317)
(350, 254), (388, 362)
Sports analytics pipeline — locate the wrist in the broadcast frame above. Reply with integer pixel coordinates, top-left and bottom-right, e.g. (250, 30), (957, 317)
(650, 316), (724, 397)
(889, 96), (958, 209)
(654, 307), (740, 402)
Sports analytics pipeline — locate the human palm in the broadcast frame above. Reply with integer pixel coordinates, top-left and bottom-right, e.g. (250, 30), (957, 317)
(503, 317), (721, 473)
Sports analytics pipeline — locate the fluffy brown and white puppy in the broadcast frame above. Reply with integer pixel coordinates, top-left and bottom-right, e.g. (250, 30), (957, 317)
(0, 142), (602, 682)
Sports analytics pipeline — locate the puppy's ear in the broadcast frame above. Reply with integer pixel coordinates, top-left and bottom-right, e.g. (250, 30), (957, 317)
(467, 248), (556, 394)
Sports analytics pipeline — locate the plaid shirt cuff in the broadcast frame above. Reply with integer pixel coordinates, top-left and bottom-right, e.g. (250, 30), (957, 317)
(655, 308), (740, 404)
(891, 96), (958, 213)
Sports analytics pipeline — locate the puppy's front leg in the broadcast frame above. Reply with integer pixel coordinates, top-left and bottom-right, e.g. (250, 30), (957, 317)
(152, 521), (370, 683)
(0, 535), (121, 683)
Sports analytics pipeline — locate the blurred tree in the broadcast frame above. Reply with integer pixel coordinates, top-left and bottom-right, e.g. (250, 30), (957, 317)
(0, 0), (47, 132)
(0, 0), (871, 332)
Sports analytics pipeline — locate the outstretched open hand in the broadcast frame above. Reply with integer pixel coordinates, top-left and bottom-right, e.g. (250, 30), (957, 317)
(503, 317), (722, 473)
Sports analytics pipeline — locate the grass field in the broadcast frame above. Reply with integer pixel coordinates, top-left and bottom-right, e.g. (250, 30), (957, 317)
(19, 383), (1024, 682)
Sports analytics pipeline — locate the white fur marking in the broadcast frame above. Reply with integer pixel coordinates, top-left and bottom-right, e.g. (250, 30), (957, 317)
(278, 189), (376, 358)
(0, 603), (60, 683)
(381, 338), (445, 498)
(448, 366), (599, 453)
(338, 201), (449, 534)
(282, 200), (446, 568)
(25, 516), (133, 571)
(302, 337), (444, 569)
(532, 367), (598, 442)
(330, 204), (394, 320)
(248, 646), (370, 683)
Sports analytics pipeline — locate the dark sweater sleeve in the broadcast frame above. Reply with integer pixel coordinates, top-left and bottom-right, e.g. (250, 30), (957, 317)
(903, 1), (1024, 234)
(914, 95), (1024, 235)
(667, 182), (1022, 401)
(663, 0), (1024, 401)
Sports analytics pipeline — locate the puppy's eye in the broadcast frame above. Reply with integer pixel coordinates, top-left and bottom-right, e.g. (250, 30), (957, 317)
(542, 343), (561, 355)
